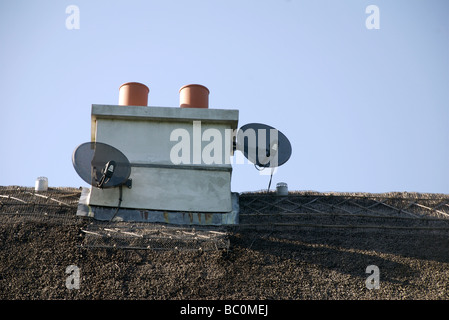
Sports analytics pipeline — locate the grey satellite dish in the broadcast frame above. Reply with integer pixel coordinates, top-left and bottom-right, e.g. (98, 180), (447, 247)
(72, 142), (132, 189)
(236, 123), (292, 168)
(235, 123), (292, 192)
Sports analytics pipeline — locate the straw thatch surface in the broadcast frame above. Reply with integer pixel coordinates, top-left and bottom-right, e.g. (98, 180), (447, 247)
(1, 186), (449, 300)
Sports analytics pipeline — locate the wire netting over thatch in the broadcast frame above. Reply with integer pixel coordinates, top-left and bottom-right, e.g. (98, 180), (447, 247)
(2, 186), (449, 249)
(0, 186), (230, 251)
(237, 191), (449, 231)
(0, 186), (82, 225)
(81, 221), (229, 251)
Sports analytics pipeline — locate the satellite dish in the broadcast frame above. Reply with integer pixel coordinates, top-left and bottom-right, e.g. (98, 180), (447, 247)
(72, 142), (132, 189)
(236, 123), (292, 168)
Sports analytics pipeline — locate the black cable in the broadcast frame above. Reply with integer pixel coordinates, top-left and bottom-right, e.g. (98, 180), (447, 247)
(108, 185), (123, 224)
(267, 168), (274, 193)
(255, 164), (275, 192)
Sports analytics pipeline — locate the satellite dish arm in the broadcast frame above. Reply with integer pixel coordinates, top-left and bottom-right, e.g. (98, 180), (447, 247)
(97, 160), (116, 188)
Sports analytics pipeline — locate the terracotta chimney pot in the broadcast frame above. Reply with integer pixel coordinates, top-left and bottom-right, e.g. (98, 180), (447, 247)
(119, 82), (149, 106)
(179, 84), (209, 108)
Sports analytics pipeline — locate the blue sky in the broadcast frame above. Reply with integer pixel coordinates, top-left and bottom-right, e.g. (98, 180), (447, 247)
(1, 0), (448, 194)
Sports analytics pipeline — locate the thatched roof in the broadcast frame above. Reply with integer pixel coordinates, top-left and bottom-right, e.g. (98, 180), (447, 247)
(1, 186), (449, 302)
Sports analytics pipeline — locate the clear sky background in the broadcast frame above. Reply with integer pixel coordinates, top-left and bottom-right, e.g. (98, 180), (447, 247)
(1, 0), (448, 194)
